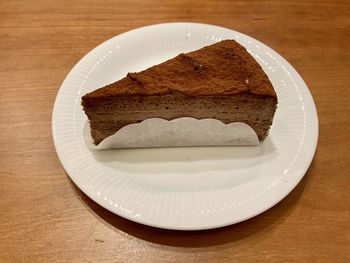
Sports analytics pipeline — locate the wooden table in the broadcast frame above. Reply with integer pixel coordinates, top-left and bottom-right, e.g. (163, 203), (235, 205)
(1, 0), (349, 262)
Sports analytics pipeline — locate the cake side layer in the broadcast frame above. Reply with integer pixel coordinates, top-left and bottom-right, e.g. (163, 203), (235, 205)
(83, 93), (277, 145)
(82, 40), (276, 99)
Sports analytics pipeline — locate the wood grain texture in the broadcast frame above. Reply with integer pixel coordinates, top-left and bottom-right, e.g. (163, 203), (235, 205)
(0, 0), (349, 262)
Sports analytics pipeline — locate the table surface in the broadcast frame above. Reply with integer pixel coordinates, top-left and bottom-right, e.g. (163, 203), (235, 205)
(1, 0), (349, 262)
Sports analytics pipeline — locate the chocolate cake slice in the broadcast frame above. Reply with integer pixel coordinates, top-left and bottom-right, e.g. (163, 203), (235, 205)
(82, 40), (277, 145)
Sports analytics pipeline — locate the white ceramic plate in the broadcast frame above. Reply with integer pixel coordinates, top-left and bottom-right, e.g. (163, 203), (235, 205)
(52, 23), (318, 230)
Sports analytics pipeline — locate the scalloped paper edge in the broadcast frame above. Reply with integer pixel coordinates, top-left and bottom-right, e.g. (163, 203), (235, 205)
(84, 117), (259, 149)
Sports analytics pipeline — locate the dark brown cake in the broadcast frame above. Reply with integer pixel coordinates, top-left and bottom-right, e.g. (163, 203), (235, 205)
(82, 40), (277, 145)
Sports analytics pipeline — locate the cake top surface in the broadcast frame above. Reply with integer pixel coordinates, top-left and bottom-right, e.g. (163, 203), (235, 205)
(83, 40), (276, 99)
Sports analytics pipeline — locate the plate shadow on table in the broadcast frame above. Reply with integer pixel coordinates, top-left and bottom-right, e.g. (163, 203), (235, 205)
(68, 160), (314, 248)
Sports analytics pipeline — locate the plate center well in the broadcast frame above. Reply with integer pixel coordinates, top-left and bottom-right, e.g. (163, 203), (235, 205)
(90, 139), (277, 191)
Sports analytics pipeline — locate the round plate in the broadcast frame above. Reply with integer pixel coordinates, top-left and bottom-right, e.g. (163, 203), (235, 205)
(52, 23), (318, 230)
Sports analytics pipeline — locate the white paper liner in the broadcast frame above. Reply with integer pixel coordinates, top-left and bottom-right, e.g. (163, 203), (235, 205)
(84, 117), (259, 149)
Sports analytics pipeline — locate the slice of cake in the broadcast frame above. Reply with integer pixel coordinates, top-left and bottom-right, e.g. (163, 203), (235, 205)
(82, 40), (277, 145)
